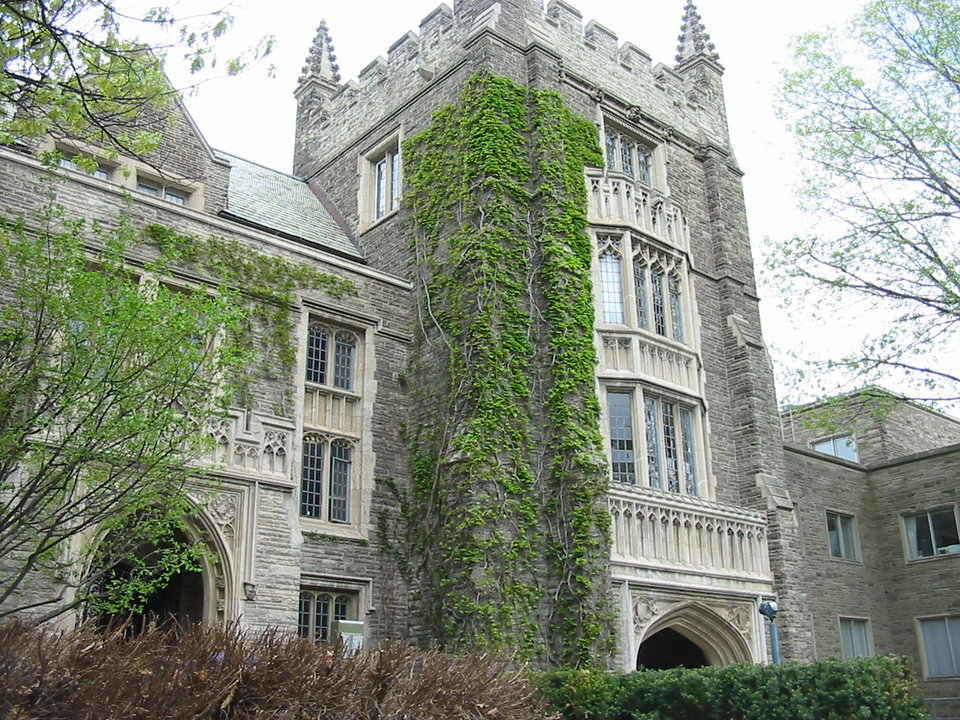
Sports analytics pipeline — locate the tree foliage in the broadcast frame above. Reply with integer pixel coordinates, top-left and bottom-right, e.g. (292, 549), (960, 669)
(775, 0), (960, 403)
(0, 0), (273, 160)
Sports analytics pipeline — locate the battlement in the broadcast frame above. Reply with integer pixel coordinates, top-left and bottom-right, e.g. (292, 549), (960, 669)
(293, 0), (729, 176)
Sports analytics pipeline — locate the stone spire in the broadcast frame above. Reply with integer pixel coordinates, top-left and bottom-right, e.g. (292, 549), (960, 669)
(298, 20), (341, 88)
(675, 1), (720, 65)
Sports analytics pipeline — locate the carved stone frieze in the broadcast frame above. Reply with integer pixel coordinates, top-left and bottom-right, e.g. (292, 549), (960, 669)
(632, 593), (664, 633)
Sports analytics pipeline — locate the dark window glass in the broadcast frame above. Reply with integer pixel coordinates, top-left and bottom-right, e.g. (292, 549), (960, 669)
(300, 438), (324, 518)
(608, 392), (636, 484)
(333, 332), (355, 390)
(306, 326), (328, 384)
(329, 440), (351, 523)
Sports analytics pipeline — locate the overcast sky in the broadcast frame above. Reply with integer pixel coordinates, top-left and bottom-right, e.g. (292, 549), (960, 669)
(168, 0), (871, 405)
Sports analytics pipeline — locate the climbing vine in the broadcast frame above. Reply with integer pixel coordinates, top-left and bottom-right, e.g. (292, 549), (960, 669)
(401, 73), (611, 665)
(143, 223), (354, 405)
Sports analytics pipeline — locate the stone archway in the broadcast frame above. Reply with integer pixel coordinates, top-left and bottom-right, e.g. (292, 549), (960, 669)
(637, 601), (753, 669)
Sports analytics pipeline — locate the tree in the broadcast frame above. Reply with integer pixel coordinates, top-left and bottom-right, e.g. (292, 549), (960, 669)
(0, 205), (250, 622)
(774, 0), (960, 405)
(1, 0), (273, 161)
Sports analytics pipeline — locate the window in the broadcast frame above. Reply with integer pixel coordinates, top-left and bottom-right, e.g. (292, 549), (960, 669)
(812, 434), (858, 462)
(301, 320), (362, 526)
(608, 392), (636, 484)
(58, 154), (111, 180)
(306, 325), (356, 391)
(826, 512), (860, 561)
(839, 617), (873, 658)
(299, 435), (354, 522)
(607, 389), (701, 495)
(604, 128), (653, 186)
(298, 589), (358, 642)
(904, 507), (960, 559)
(920, 616), (960, 678)
(136, 177), (190, 206)
(364, 138), (402, 223)
(598, 243), (625, 324)
(634, 260), (685, 342)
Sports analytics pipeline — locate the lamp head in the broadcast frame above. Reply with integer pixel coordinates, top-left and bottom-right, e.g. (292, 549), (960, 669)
(759, 600), (778, 620)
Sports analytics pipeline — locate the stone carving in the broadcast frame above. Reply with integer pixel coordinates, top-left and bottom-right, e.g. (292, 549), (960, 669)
(208, 492), (239, 527)
(262, 430), (289, 474)
(632, 594), (663, 633)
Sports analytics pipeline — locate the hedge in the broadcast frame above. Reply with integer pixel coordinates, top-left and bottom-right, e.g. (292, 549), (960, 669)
(535, 657), (929, 720)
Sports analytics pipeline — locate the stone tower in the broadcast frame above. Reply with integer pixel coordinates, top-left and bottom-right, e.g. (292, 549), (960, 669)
(293, 0), (809, 667)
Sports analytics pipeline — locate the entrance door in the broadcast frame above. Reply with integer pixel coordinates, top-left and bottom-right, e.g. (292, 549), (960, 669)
(636, 627), (709, 670)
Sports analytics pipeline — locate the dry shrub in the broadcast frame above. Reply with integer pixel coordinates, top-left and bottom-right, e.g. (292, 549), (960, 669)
(0, 621), (551, 720)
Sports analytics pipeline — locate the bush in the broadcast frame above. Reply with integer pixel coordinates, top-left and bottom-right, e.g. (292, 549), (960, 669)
(0, 621), (550, 720)
(535, 657), (929, 720)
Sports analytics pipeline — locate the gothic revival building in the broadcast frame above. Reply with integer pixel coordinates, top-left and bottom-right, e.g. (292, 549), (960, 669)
(0, 0), (957, 715)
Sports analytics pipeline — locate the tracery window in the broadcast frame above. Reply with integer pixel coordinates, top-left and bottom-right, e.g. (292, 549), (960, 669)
(298, 589), (358, 642)
(606, 388), (701, 496)
(306, 324), (356, 390)
(604, 129), (653, 186)
(299, 435), (355, 523)
(599, 242), (625, 325)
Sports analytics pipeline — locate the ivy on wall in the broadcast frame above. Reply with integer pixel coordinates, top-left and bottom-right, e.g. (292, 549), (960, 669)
(143, 223), (354, 407)
(401, 73), (611, 666)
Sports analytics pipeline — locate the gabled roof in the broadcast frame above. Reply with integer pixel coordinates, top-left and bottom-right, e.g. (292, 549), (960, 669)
(216, 151), (361, 260)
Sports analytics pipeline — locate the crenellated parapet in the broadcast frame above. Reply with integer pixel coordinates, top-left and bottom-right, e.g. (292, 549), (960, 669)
(293, 0), (733, 177)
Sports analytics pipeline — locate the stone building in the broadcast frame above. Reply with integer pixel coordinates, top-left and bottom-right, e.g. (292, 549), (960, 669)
(0, 0), (957, 713)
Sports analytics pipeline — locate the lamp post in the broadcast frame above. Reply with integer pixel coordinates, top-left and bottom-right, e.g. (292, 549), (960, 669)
(759, 600), (782, 665)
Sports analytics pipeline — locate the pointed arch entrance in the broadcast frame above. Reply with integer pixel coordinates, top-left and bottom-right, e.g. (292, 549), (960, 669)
(636, 602), (753, 669)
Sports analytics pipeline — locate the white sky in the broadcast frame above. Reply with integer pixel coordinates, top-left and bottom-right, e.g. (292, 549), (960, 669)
(165, 0), (874, 405)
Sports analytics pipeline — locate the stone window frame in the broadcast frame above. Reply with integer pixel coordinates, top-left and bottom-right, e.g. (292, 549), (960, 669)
(810, 433), (859, 462)
(593, 231), (694, 349)
(824, 509), (862, 563)
(296, 305), (376, 540)
(599, 117), (664, 191)
(602, 383), (709, 499)
(837, 615), (874, 659)
(900, 505), (960, 562)
(915, 614), (960, 679)
(55, 145), (115, 181)
(298, 573), (373, 645)
(358, 127), (403, 233)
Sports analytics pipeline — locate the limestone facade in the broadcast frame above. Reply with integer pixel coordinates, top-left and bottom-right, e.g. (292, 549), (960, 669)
(2, 2), (958, 714)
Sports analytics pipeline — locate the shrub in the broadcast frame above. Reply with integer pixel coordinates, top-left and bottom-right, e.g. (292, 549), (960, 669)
(535, 657), (929, 720)
(0, 621), (551, 720)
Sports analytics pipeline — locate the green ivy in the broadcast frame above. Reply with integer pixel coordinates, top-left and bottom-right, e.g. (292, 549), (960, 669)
(143, 223), (354, 406)
(402, 73), (611, 665)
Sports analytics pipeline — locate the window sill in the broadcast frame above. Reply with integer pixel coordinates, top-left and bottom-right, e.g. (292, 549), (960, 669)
(906, 550), (960, 565)
(358, 208), (399, 236)
(827, 555), (863, 566)
(300, 518), (367, 541)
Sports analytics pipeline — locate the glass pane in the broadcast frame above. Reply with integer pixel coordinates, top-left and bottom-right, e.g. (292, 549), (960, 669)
(669, 274), (684, 343)
(300, 439), (324, 518)
(638, 151), (652, 186)
(827, 513), (843, 557)
(298, 592), (312, 639)
(621, 141), (634, 177)
(662, 401), (679, 492)
(813, 439), (834, 455)
(949, 617), (960, 673)
(906, 514), (933, 559)
(306, 326), (328, 383)
(922, 618), (956, 677)
(329, 441), (351, 523)
(634, 261), (648, 329)
(931, 509), (960, 554)
(679, 407), (697, 495)
(375, 158), (387, 218)
(334, 596), (349, 622)
(599, 250), (625, 324)
(333, 332), (355, 390)
(644, 397), (662, 489)
(315, 594), (331, 642)
(391, 151), (402, 208)
(840, 618), (855, 658)
(164, 188), (187, 205)
(605, 132), (618, 171)
(840, 516), (858, 560)
(608, 392), (636, 484)
(841, 619), (870, 658)
(137, 181), (161, 197)
(651, 269), (666, 335)
(835, 435), (858, 462)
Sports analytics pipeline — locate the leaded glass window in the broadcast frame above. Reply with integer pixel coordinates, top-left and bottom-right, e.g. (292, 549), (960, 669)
(329, 440), (352, 523)
(375, 158), (388, 219)
(644, 397), (662, 490)
(669, 274), (684, 342)
(306, 326), (329, 384)
(333, 332), (355, 391)
(641, 396), (700, 496)
(299, 590), (357, 643)
(661, 400), (680, 492)
(599, 248), (625, 324)
(621, 140), (634, 177)
(634, 259), (649, 329)
(680, 407), (697, 495)
(608, 392), (636, 484)
(300, 436), (325, 518)
(651, 268), (666, 335)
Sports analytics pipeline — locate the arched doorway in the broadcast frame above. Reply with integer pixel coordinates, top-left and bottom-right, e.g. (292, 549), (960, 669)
(635, 602), (754, 669)
(637, 627), (709, 669)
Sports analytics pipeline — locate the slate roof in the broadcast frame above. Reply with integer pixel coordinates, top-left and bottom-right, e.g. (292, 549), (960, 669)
(216, 151), (361, 260)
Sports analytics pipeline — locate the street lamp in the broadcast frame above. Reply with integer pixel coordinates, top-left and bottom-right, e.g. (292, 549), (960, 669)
(759, 600), (782, 665)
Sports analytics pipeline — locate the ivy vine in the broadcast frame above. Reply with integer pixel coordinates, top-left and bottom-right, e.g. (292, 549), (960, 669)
(143, 223), (355, 407)
(401, 73), (611, 666)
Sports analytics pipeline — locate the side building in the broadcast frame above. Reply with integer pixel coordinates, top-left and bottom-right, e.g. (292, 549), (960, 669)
(783, 388), (960, 719)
